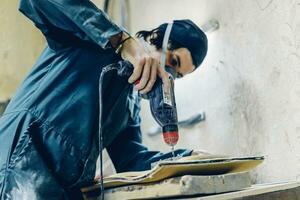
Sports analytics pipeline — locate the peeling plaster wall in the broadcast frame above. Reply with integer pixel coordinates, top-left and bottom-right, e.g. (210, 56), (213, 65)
(0, 0), (45, 101)
(129, 0), (300, 183)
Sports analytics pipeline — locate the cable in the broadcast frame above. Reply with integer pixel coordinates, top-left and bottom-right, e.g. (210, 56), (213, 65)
(98, 64), (119, 200)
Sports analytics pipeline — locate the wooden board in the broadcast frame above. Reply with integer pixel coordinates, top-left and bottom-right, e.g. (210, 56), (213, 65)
(82, 156), (263, 191)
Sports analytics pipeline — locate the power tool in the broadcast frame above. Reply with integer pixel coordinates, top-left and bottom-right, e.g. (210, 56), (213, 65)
(117, 23), (179, 149)
(116, 60), (179, 148)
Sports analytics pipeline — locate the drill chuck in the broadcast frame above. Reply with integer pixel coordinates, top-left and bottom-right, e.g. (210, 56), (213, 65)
(162, 125), (179, 146)
(163, 131), (179, 146)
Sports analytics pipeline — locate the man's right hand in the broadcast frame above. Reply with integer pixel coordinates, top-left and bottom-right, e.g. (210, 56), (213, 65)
(117, 33), (171, 95)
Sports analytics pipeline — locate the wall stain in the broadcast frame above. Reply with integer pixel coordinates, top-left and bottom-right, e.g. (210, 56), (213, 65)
(268, 67), (281, 86)
(229, 79), (265, 156)
(255, 0), (274, 11)
(284, 131), (292, 149)
(296, 127), (300, 137)
(3, 51), (8, 59)
(216, 61), (265, 156)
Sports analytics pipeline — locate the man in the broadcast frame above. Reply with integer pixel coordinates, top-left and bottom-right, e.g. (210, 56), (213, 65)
(0, 0), (207, 199)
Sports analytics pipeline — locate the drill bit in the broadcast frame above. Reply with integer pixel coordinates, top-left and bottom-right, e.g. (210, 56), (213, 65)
(171, 145), (175, 160)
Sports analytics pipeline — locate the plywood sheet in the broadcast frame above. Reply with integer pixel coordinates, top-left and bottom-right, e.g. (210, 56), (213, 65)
(82, 155), (263, 192)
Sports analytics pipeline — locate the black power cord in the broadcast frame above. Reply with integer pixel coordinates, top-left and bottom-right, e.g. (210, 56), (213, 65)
(98, 64), (119, 200)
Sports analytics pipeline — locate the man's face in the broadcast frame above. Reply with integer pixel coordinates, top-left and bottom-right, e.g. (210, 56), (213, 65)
(165, 47), (195, 78)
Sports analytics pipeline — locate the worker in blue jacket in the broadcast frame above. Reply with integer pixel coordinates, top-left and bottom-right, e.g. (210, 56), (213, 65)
(0, 0), (207, 199)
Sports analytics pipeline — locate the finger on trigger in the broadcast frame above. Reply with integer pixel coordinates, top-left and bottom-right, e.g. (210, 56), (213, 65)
(136, 57), (151, 90)
(140, 60), (157, 94)
(128, 57), (145, 83)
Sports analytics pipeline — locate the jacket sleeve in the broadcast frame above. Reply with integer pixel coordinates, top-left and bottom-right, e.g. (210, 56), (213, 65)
(106, 125), (192, 172)
(19, 0), (123, 49)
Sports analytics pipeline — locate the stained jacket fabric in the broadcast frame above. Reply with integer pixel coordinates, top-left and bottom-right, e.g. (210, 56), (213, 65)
(0, 0), (192, 199)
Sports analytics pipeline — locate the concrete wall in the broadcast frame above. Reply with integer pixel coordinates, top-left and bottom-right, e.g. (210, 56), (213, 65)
(0, 0), (45, 101)
(128, 0), (300, 184)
